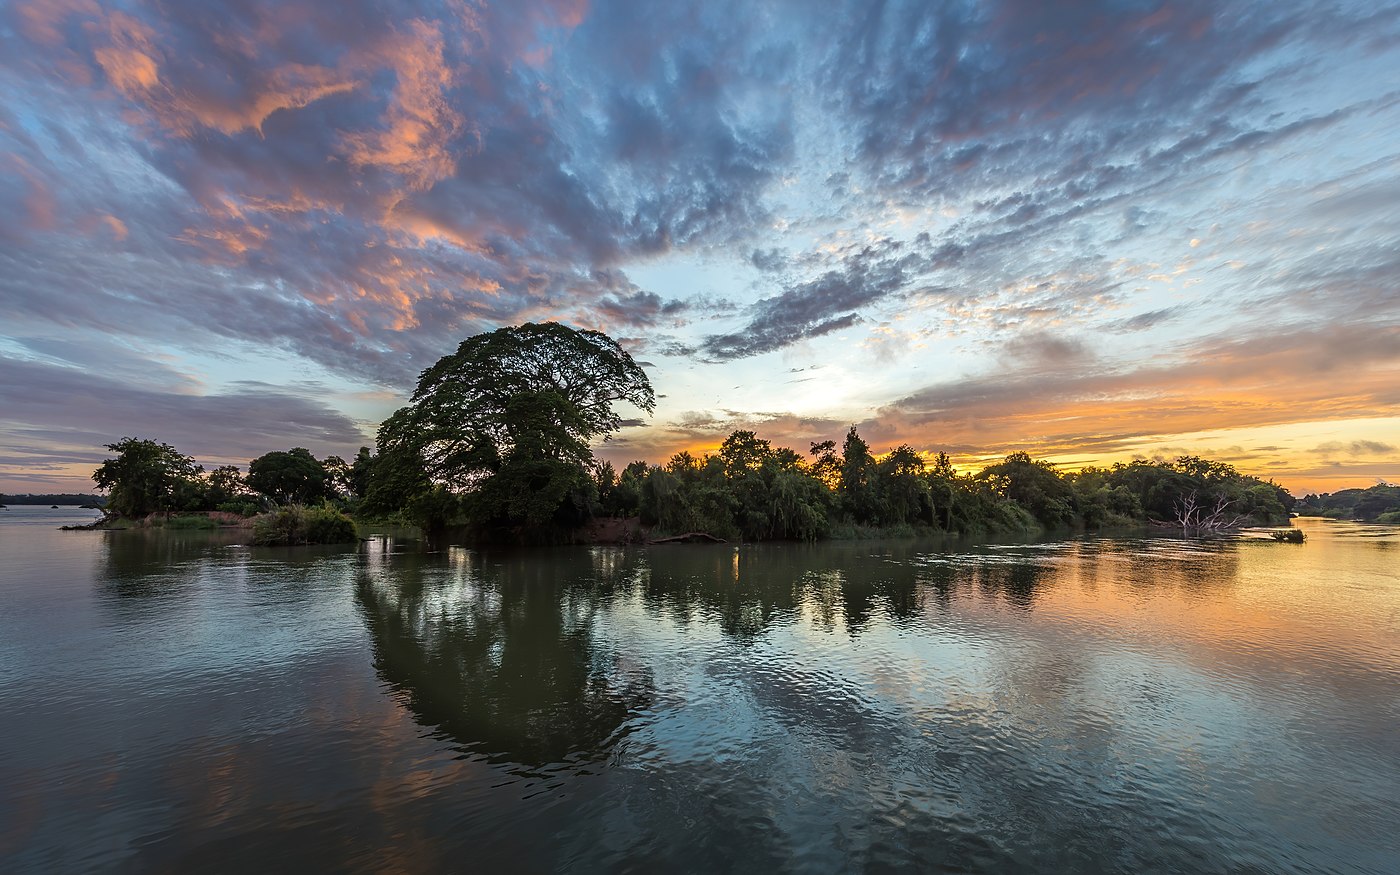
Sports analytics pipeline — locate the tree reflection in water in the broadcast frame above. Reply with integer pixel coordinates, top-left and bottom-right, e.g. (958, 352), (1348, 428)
(353, 536), (1070, 777)
(355, 540), (655, 773)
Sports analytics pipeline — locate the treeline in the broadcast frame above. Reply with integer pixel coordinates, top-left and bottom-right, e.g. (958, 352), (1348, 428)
(0, 493), (106, 506)
(84, 323), (1296, 545)
(587, 427), (1293, 541)
(90, 437), (369, 520)
(87, 439), (368, 545)
(1295, 483), (1400, 523)
(86, 426), (1293, 544)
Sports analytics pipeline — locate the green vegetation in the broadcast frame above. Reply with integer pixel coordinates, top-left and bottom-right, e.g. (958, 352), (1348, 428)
(81, 322), (1303, 545)
(608, 436), (1289, 542)
(1270, 529), (1306, 543)
(1294, 483), (1400, 521)
(247, 448), (332, 505)
(92, 439), (206, 518)
(251, 505), (358, 546)
(153, 514), (220, 530)
(84, 441), (348, 523)
(362, 322), (654, 539)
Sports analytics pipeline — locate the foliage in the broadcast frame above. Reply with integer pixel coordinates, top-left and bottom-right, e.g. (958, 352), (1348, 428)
(634, 436), (833, 542)
(92, 438), (205, 518)
(1295, 483), (1400, 521)
(247, 448), (330, 505)
(203, 465), (249, 507)
(372, 322), (653, 540)
(321, 455), (353, 499)
(1098, 457), (1292, 527)
(215, 500), (263, 517)
(641, 452), (740, 540)
(85, 413), (1313, 546)
(618, 434), (1301, 542)
(251, 504), (358, 546)
(80, 324), (1322, 545)
(838, 427), (881, 525)
(977, 452), (1077, 529)
(876, 445), (933, 527)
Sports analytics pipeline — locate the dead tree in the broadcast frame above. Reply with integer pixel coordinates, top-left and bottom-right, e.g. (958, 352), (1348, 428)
(1171, 490), (1248, 533)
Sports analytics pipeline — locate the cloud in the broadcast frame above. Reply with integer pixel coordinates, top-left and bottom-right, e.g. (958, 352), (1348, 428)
(866, 322), (1400, 457)
(1309, 440), (1399, 457)
(700, 237), (937, 360)
(0, 354), (370, 490)
(2, 0), (1399, 493)
(998, 332), (1094, 370)
(818, 1), (1392, 201)
(1108, 306), (1192, 333)
(0, 0), (796, 386)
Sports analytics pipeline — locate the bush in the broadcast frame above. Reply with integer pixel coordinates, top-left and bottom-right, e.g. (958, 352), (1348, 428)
(252, 504), (358, 546)
(1377, 511), (1400, 524)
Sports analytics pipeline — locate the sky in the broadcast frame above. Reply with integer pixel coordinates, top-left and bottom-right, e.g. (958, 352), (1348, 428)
(2, 0), (1399, 497)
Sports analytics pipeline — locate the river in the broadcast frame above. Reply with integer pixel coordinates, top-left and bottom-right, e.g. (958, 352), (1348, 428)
(1, 507), (1397, 873)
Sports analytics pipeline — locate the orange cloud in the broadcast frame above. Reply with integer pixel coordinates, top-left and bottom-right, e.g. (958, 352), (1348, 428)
(100, 214), (128, 239)
(84, 8), (359, 137)
(340, 20), (470, 191)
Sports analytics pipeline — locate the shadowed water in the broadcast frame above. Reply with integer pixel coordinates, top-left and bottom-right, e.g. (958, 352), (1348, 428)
(2, 507), (1397, 873)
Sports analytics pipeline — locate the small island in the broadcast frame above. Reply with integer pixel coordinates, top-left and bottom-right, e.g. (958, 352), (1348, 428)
(74, 323), (1305, 547)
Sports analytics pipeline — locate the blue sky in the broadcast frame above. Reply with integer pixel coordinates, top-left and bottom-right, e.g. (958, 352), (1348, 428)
(2, 0), (1399, 494)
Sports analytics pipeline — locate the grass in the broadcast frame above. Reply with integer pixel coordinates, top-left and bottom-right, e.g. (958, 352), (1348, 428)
(157, 514), (220, 530)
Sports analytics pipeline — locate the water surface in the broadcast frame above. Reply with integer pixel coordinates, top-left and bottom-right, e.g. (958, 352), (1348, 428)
(2, 507), (1397, 873)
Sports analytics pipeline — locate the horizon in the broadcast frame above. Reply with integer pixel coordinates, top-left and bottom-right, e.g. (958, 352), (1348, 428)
(4, 1), (1399, 496)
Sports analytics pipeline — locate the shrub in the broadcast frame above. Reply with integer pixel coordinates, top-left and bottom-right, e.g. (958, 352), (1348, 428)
(1376, 511), (1400, 525)
(252, 504), (357, 546)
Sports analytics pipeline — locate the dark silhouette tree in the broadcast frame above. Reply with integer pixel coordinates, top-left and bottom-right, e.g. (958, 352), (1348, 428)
(875, 444), (931, 525)
(375, 322), (653, 536)
(92, 438), (204, 517)
(976, 452), (1076, 529)
(247, 448), (330, 505)
(348, 447), (374, 500)
(838, 426), (880, 524)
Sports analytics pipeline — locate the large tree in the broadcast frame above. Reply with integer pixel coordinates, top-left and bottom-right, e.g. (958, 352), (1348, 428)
(377, 322), (654, 531)
(247, 448), (330, 505)
(92, 438), (204, 518)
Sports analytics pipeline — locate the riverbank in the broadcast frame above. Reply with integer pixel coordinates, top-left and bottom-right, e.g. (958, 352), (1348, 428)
(61, 510), (253, 531)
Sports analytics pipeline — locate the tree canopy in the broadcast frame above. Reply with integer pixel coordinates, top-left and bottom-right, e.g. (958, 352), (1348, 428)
(92, 438), (204, 517)
(374, 322), (654, 534)
(608, 434), (1296, 542)
(247, 448), (330, 505)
